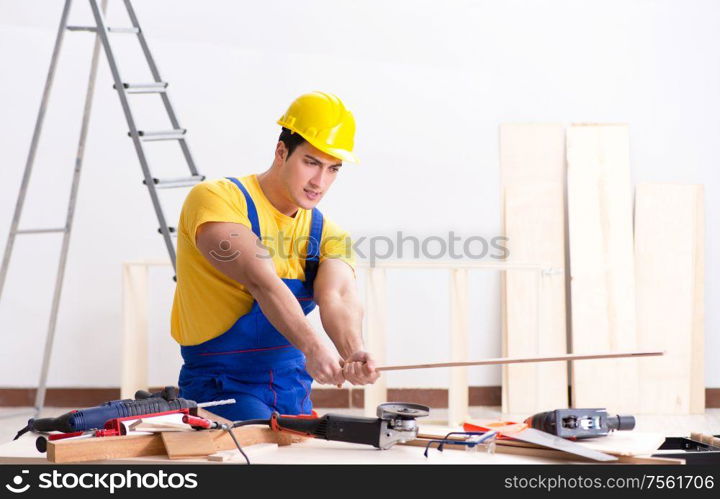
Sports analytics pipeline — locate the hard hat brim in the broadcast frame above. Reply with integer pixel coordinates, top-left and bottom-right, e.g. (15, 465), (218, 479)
(319, 145), (360, 164)
(279, 123), (360, 164)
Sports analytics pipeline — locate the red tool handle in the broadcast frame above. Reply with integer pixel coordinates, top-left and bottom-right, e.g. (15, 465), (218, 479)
(47, 431), (86, 441)
(182, 414), (213, 428)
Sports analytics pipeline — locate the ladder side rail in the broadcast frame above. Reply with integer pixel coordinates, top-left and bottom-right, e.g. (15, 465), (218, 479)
(0, 0), (74, 301)
(35, 0), (110, 414)
(88, 0), (177, 269)
(122, 0), (200, 177)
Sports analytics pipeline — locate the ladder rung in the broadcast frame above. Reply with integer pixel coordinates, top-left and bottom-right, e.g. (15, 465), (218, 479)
(108, 27), (140, 34)
(158, 227), (178, 238)
(115, 82), (168, 94)
(131, 129), (187, 141)
(143, 175), (205, 189)
(67, 26), (140, 34)
(15, 227), (67, 235)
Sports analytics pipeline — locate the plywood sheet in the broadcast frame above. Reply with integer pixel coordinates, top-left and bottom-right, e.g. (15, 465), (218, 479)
(635, 183), (704, 414)
(566, 124), (639, 412)
(500, 123), (568, 414)
(503, 183), (570, 413)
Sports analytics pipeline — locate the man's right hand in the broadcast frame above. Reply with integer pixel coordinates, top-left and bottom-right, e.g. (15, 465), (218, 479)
(304, 343), (344, 387)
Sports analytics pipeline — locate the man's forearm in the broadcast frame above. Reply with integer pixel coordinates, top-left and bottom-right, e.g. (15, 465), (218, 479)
(317, 292), (364, 359)
(246, 279), (323, 353)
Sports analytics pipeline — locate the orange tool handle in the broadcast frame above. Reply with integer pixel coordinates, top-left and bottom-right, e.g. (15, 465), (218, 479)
(463, 421), (528, 440)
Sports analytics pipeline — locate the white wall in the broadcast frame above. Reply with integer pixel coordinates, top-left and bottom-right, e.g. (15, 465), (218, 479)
(0, 0), (717, 389)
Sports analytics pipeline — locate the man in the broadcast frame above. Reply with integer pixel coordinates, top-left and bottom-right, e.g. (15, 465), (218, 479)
(171, 91), (379, 420)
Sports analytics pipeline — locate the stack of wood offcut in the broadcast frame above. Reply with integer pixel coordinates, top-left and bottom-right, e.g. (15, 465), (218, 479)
(500, 123), (704, 415)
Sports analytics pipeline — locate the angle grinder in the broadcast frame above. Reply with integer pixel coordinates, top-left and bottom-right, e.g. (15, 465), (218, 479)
(269, 402), (429, 449)
(187, 402), (430, 450)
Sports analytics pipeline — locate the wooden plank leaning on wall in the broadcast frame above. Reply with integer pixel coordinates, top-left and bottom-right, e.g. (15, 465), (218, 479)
(635, 184), (704, 414)
(500, 124), (568, 414)
(566, 124), (640, 412)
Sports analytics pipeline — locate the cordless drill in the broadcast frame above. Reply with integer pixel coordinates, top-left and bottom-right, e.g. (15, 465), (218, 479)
(14, 386), (198, 440)
(525, 408), (635, 439)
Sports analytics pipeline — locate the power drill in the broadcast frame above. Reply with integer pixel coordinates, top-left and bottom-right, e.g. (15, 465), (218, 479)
(525, 408), (635, 439)
(14, 386), (198, 440)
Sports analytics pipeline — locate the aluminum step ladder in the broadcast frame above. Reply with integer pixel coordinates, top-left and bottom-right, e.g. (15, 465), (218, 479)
(0, 0), (203, 418)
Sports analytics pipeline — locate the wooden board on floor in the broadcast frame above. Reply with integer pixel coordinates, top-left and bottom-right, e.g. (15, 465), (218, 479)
(635, 184), (705, 414)
(47, 425), (298, 463)
(47, 408), (300, 463)
(566, 124), (640, 412)
(47, 433), (166, 464)
(162, 431), (216, 460)
(500, 123), (568, 414)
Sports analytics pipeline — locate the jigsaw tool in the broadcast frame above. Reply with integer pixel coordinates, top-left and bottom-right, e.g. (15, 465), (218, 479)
(525, 408), (635, 439)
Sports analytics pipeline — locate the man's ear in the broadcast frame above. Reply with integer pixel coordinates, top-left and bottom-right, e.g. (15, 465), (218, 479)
(275, 141), (288, 163)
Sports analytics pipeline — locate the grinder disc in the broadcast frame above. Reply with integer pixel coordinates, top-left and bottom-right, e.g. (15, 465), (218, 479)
(377, 402), (430, 420)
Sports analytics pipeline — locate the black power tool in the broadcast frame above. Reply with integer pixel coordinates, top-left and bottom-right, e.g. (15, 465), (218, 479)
(525, 408), (635, 439)
(186, 402), (430, 451)
(270, 402), (429, 449)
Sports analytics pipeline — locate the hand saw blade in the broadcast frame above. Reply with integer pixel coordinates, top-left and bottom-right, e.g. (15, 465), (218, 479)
(464, 422), (617, 462)
(515, 428), (617, 462)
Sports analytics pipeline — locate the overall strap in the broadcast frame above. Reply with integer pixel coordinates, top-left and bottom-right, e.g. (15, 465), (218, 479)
(225, 177), (261, 239)
(305, 207), (324, 284)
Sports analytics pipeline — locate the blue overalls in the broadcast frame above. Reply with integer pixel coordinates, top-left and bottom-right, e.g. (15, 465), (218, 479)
(177, 177), (323, 420)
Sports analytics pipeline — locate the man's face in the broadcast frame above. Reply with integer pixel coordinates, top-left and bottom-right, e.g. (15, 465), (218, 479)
(277, 141), (342, 210)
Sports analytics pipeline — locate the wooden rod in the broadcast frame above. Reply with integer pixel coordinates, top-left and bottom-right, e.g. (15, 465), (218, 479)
(376, 350), (664, 372)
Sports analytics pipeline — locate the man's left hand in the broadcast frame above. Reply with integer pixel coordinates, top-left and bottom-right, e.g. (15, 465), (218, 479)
(341, 351), (381, 385)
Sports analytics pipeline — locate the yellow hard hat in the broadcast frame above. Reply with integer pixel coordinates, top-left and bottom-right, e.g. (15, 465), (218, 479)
(277, 91), (359, 163)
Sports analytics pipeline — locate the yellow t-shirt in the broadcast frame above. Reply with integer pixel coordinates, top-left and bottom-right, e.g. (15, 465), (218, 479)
(170, 174), (355, 346)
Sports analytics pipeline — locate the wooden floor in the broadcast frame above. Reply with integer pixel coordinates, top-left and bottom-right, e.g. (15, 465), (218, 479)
(1, 406), (719, 446)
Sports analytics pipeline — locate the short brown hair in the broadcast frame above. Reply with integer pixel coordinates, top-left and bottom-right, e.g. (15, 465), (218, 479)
(278, 127), (306, 158)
